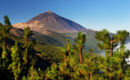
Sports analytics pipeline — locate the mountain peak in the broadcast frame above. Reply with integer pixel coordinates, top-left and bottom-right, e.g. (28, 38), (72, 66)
(13, 11), (86, 33)
(46, 10), (53, 14)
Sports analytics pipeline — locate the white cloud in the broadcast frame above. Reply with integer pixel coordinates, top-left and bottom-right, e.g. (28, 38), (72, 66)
(126, 42), (130, 50)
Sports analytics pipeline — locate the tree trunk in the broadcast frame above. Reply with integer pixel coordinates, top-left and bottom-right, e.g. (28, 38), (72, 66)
(110, 40), (113, 57)
(64, 54), (66, 69)
(90, 72), (93, 80)
(109, 76), (112, 80)
(80, 46), (83, 64)
(24, 38), (29, 64)
(4, 36), (7, 47)
(70, 66), (72, 80)
(14, 72), (18, 80)
(110, 47), (113, 57)
(24, 48), (28, 64)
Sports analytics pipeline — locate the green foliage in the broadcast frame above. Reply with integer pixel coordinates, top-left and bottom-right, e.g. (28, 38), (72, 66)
(45, 63), (58, 80)
(74, 32), (86, 64)
(4, 15), (11, 26)
(23, 27), (33, 64)
(62, 30), (99, 51)
(9, 42), (21, 80)
(0, 15), (12, 38)
(23, 27), (33, 47)
(116, 30), (129, 46)
(95, 29), (114, 50)
(2, 46), (8, 59)
(27, 66), (44, 80)
(74, 32), (86, 50)
(95, 29), (129, 57)
(34, 43), (64, 62)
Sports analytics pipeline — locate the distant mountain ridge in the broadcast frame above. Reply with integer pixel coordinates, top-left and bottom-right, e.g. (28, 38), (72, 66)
(13, 10), (86, 33)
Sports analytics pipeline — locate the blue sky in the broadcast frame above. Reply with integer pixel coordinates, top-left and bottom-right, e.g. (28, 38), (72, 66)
(0, 0), (130, 33)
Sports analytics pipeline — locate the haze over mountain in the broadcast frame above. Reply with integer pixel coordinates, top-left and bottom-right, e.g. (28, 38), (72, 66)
(13, 10), (86, 33)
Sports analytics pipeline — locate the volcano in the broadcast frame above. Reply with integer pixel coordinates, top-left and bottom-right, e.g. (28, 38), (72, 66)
(13, 10), (86, 33)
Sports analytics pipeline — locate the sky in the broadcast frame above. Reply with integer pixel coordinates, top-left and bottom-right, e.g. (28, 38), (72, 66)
(0, 0), (130, 33)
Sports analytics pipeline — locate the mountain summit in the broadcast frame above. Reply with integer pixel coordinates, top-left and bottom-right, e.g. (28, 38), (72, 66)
(13, 10), (86, 33)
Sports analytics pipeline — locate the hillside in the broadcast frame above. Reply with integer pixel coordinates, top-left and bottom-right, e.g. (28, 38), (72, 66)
(10, 28), (66, 46)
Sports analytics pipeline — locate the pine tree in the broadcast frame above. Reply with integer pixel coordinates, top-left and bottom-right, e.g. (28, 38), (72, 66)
(62, 39), (72, 69)
(2, 46), (7, 59)
(4, 15), (11, 26)
(23, 27), (33, 64)
(116, 30), (129, 47)
(95, 29), (117, 57)
(9, 42), (21, 80)
(1, 46), (8, 67)
(0, 16), (12, 59)
(0, 16), (12, 67)
(74, 32), (86, 64)
(2, 15), (12, 46)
